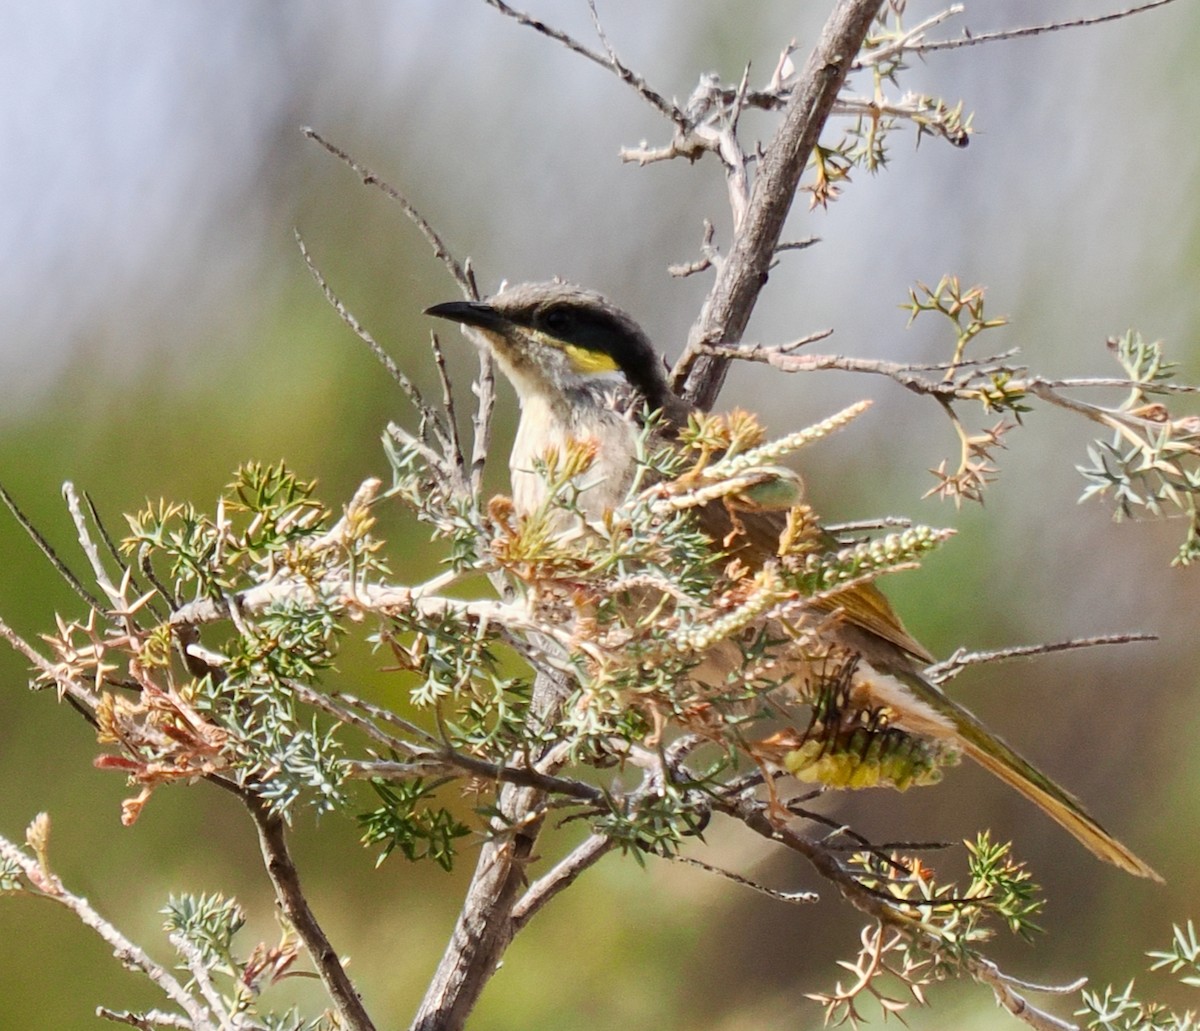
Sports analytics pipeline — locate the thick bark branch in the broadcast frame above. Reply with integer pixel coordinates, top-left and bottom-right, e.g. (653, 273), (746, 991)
(675, 0), (884, 410)
(408, 671), (568, 1031)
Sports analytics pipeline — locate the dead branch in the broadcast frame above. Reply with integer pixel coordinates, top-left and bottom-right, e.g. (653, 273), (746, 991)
(927, 632), (1158, 684)
(863, 0), (1181, 62)
(673, 0), (885, 410)
(483, 0), (683, 126)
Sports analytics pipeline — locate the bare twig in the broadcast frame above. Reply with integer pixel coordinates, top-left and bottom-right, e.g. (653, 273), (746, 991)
(969, 958), (1083, 1031)
(302, 128), (475, 298)
(294, 230), (450, 454)
(469, 346), (497, 500)
(1026, 380), (1155, 435)
(927, 632), (1158, 683)
(697, 342), (966, 386)
(0, 483), (104, 611)
(672, 854), (819, 904)
(1035, 376), (1199, 394)
(825, 516), (914, 534)
(286, 680), (436, 755)
(721, 64), (754, 228)
(483, 0), (682, 126)
(244, 794), (378, 1031)
(877, 0), (1180, 60)
(168, 932), (230, 1024)
(62, 482), (127, 616)
(620, 134), (712, 166)
(344, 756), (603, 804)
(430, 331), (468, 485)
(776, 236), (820, 253)
(668, 220), (720, 279)
(674, 0), (885, 409)
(783, 798), (950, 869)
(301, 128), (498, 498)
(817, 838), (955, 853)
(97, 1009), (193, 1029)
(82, 490), (163, 618)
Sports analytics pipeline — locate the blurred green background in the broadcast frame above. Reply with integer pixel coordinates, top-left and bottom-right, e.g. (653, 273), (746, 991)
(2, 1), (1199, 1027)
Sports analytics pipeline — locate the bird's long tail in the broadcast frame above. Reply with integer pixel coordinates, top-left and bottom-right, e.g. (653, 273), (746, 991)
(896, 669), (1162, 881)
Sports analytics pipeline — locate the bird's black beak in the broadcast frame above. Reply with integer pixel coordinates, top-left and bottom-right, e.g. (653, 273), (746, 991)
(424, 300), (506, 331)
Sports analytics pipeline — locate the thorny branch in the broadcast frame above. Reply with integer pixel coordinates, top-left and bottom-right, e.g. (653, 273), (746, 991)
(1, 474), (376, 1030)
(718, 795), (1083, 1031)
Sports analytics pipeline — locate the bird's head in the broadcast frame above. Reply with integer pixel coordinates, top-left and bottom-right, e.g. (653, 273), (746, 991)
(425, 281), (670, 412)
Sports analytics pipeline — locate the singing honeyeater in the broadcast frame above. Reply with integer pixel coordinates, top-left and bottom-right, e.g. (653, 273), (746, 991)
(425, 281), (1159, 880)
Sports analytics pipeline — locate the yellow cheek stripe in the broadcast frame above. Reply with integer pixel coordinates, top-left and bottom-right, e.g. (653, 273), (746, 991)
(529, 329), (619, 374)
(563, 343), (619, 374)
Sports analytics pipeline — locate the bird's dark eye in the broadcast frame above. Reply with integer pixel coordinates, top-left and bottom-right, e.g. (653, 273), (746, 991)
(541, 307), (573, 335)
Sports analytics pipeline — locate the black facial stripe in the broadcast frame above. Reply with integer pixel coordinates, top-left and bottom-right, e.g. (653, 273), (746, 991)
(524, 304), (666, 407)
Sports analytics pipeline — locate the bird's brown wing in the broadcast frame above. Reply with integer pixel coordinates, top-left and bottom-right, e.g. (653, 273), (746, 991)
(697, 497), (1161, 880)
(695, 501), (934, 665)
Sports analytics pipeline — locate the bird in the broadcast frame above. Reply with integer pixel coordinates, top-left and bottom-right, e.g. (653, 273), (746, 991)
(425, 280), (1160, 881)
